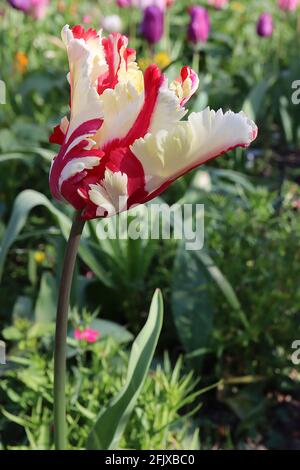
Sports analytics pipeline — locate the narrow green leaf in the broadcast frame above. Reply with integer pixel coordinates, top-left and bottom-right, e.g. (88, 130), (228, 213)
(242, 78), (270, 121)
(279, 96), (293, 144)
(34, 272), (57, 324)
(172, 244), (213, 359)
(0, 153), (34, 165)
(195, 251), (250, 330)
(0, 190), (70, 281)
(86, 289), (164, 450)
(195, 251), (241, 311)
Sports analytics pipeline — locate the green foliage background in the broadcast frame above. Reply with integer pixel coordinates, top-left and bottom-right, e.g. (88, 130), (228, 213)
(1, 0), (300, 450)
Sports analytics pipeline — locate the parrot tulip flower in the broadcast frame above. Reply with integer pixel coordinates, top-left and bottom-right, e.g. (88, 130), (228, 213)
(49, 25), (257, 220)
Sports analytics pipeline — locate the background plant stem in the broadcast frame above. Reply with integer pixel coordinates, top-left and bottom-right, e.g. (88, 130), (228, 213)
(54, 212), (85, 450)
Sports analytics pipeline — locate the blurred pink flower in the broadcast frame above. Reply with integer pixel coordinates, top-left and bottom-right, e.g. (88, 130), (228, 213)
(278, 0), (299, 11)
(74, 327), (100, 343)
(82, 15), (91, 24)
(30, 0), (49, 18)
(117, 0), (173, 9)
(85, 270), (95, 279)
(101, 14), (122, 33)
(292, 199), (300, 210)
(116, 0), (131, 7)
(208, 0), (228, 9)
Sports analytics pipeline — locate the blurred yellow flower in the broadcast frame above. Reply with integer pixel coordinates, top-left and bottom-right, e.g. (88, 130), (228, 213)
(154, 52), (171, 70)
(138, 52), (171, 72)
(138, 57), (152, 72)
(15, 52), (28, 74)
(231, 2), (245, 12)
(34, 251), (46, 264)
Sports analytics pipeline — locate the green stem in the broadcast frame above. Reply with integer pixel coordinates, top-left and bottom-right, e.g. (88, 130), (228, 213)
(54, 212), (85, 450)
(129, 6), (136, 48)
(192, 49), (200, 75)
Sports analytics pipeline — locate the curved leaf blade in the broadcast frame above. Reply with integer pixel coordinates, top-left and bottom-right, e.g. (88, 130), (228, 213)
(195, 250), (250, 330)
(0, 190), (112, 287)
(0, 190), (70, 282)
(86, 289), (164, 450)
(172, 244), (213, 361)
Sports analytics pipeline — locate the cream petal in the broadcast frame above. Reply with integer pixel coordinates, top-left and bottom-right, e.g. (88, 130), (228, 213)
(148, 82), (187, 135)
(89, 170), (128, 216)
(131, 108), (257, 193)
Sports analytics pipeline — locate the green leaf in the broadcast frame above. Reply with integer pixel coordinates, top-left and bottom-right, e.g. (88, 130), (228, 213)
(0, 190), (71, 282)
(2, 326), (23, 341)
(28, 322), (55, 339)
(0, 407), (34, 429)
(279, 96), (293, 144)
(172, 244), (213, 360)
(0, 153), (34, 165)
(90, 319), (134, 344)
(12, 296), (32, 320)
(195, 251), (241, 311)
(195, 251), (249, 330)
(34, 272), (57, 324)
(86, 289), (164, 450)
(242, 78), (271, 121)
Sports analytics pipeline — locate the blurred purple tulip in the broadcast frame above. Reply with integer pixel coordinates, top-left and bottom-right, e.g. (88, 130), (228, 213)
(256, 13), (273, 37)
(187, 6), (210, 44)
(140, 5), (164, 44)
(8, 0), (31, 10)
(8, 0), (49, 19)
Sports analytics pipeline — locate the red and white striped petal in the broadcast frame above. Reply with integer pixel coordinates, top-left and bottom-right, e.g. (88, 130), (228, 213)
(62, 25), (106, 139)
(131, 108), (258, 197)
(49, 119), (103, 202)
(94, 81), (144, 149)
(49, 116), (69, 145)
(98, 33), (141, 95)
(170, 66), (199, 107)
(96, 64), (188, 151)
(148, 76), (187, 134)
(49, 27), (141, 206)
